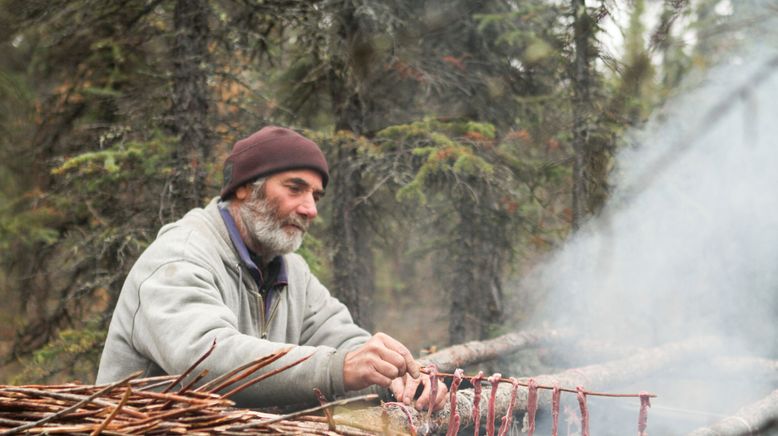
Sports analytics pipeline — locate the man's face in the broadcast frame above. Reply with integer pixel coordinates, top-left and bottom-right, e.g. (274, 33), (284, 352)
(236, 169), (324, 259)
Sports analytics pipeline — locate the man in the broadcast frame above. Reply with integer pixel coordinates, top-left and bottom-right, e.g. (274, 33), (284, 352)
(97, 126), (446, 410)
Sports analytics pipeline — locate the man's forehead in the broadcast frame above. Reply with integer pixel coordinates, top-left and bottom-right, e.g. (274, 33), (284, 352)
(270, 169), (324, 190)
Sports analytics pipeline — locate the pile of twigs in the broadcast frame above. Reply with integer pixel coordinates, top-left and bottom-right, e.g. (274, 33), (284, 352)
(0, 343), (380, 435)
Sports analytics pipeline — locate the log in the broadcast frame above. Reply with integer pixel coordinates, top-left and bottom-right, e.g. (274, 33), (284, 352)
(420, 328), (571, 372)
(346, 336), (722, 434)
(686, 389), (778, 436)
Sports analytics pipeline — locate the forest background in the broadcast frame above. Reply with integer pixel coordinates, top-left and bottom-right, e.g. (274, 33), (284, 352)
(0, 0), (764, 385)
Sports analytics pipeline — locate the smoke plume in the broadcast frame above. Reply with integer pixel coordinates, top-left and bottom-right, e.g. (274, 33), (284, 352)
(522, 18), (778, 436)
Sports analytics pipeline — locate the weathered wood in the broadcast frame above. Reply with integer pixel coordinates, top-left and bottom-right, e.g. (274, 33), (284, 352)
(686, 389), (778, 436)
(420, 328), (571, 372)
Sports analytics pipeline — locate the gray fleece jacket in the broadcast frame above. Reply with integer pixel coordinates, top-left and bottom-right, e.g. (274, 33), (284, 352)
(96, 198), (372, 407)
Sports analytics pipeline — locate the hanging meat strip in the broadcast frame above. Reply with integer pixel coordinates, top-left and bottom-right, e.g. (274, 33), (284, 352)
(445, 369), (465, 436)
(576, 386), (590, 436)
(638, 391), (651, 436)
(472, 371), (485, 436)
(486, 373), (502, 436)
(497, 378), (520, 436)
(551, 382), (562, 436)
(525, 378), (539, 436)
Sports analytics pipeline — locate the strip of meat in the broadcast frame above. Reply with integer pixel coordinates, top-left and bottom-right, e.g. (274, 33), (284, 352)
(551, 382), (561, 436)
(446, 369), (465, 436)
(525, 378), (539, 436)
(472, 371), (485, 436)
(486, 373), (502, 436)
(497, 377), (520, 436)
(576, 386), (590, 436)
(638, 391), (651, 436)
(383, 401), (418, 436)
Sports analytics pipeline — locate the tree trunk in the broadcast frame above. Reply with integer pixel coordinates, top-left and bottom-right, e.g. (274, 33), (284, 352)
(569, 0), (612, 226)
(329, 144), (375, 330)
(446, 181), (508, 345)
(422, 328), (570, 372)
(570, 0), (590, 230)
(168, 0), (211, 217)
(326, 4), (375, 329)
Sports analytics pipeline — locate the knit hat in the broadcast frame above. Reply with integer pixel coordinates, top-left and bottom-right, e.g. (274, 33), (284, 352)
(220, 126), (329, 199)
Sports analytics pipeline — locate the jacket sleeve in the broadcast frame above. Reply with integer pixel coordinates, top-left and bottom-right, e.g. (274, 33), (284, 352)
(288, 254), (374, 397)
(295, 258), (371, 351)
(129, 258), (355, 408)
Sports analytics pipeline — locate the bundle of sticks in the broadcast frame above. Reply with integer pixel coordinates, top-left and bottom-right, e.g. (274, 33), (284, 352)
(0, 344), (378, 435)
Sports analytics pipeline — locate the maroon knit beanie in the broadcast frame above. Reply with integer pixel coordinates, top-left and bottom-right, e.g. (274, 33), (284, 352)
(220, 126), (329, 199)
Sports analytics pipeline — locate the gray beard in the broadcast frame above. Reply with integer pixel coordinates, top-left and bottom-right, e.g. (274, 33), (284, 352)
(238, 195), (305, 260)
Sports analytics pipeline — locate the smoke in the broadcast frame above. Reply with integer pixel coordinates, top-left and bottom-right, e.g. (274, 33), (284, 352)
(533, 51), (778, 353)
(519, 13), (778, 435)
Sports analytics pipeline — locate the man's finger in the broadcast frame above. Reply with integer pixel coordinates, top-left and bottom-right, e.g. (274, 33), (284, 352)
(402, 376), (422, 405)
(371, 358), (402, 382)
(415, 385), (430, 410)
(374, 346), (407, 376)
(390, 377), (405, 400)
(376, 333), (420, 378)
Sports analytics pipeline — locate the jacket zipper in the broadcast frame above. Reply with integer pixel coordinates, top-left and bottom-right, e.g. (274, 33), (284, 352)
(258, 289), (283, 339)
(238, 263), (268, 339)
(238, 262), (282, 340)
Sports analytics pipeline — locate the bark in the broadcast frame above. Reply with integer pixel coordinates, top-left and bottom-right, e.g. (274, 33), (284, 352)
(168, 0), (211, 216)
(686, 389), (778, 436)
(348, 336), (722, 434)
(447, 184), (507, 344)
(569, 1), (611, 225)
(570, 0), (592, 230)
(329, 145), (375, 330)
(421, 328), (571, 372)
(327, 4), (375, 329)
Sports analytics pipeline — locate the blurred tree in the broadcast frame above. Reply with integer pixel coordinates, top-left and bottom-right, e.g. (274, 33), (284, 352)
(0, 0), (715, 384)
(167, 0), (212, 216)
(0, 0), (200, 381)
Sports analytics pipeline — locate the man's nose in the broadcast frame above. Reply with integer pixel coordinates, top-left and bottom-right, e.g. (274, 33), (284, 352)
(296, 194), (318, 220)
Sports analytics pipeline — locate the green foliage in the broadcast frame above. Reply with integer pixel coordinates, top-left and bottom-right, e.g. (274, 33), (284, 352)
(53, 132), (175, 186)
(0, 200), (61, 251)
(11, 321), (106, 384)
(377, 119), (496, 205)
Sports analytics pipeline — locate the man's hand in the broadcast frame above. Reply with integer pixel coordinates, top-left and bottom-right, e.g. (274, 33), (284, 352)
(343, 332), (421, 391)
(390, 373), (448, 411)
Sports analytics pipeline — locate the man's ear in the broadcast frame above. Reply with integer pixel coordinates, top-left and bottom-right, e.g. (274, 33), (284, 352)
(234, 185), (250, 201)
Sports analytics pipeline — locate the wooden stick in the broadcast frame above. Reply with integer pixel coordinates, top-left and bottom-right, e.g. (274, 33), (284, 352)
(0, 371), (142, 435)
(198, 347), (292, 393)
(89, 387), (132, 436)
(161, 338), (217, 394)
(221, 351), (316, 399)
(420, 368), (657, 398)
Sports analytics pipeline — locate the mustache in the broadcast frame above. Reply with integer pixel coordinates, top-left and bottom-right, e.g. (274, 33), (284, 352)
(281, 214), (310, 232)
